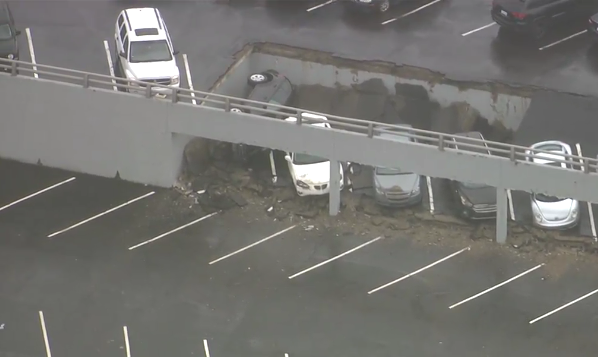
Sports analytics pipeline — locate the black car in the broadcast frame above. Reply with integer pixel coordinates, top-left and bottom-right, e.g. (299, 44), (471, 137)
(0, 1), (20, 69)
(230, 70), (294, 163)
(344, 0), (403, 13)
(449, 132), (497, 220)
(491, 0), (595, 39)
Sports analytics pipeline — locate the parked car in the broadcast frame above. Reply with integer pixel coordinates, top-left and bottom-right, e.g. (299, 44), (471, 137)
(343, 0), (402, 13)
(231, 70), (293, 117)
(372, 125), (422, 207)
(449, 132), (497, 220)
(231, 70), (294, 162)
(283, 114), (344, 196)
(491, 0), (594, 39)
(525, 141), (580, 229)
(0, 1), (20, 69)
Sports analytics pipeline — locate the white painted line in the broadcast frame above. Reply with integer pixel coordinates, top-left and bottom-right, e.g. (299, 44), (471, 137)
(575, 143), (596, 241)
(289, 236), (382, 279)
(182, 53), (196, 105)
(0, 177), (76, 213)
(539, 29), (587, 51)
(306, 0), (336, 12)
(48, 191), (155, 238)
(129, 211), (218, 250)
(381, 0), (443, 25)
(529, 287), (598, 324)
(209, 225), (297, 265)
(506, 189), (515, 221)
(368, 246), (470, 294)
(461, 22), (496, 36)
(25, 28), (38, 78)
(449, 264), (544, 309)
(38, 311), (52, 357)
(103, 40), (117, 91)
(203, 339), (211, 357)
(425, 176), (434, 214)
(123, 326), (131, 357)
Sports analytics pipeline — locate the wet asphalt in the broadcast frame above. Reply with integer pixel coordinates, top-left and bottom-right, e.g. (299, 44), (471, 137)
(3, 0), (598, 356)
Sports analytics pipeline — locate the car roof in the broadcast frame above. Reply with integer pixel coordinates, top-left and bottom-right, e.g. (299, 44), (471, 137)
(530, 141), (569, 168)
(125, 8), (163, 31)
(379, 124), (414, 143)
(285, 115), (329, 128)
(452, 131), (490, 155)
(247, 76), (292, 102)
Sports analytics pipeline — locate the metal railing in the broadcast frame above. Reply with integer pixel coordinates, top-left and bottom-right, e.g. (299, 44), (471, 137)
(2, 58), (598, 174)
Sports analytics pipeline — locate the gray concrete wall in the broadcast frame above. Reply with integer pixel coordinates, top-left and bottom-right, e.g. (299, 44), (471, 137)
(247, 52), (531, 131)
(0, 75), (181, 187)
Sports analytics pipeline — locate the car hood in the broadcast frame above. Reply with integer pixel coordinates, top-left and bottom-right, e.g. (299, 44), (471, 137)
(533, 198), (575, 221)
(0, 38), (17, 56)
(292, 161), (341, 184)
(459, 185), (497, 205)
(128, 60), (179, 80)
(374, 172), (419, 193)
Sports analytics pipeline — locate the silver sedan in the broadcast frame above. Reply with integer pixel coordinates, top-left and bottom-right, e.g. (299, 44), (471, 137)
(525, 141), (580, 229)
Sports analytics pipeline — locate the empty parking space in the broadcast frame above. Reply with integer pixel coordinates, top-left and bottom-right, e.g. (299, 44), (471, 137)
(0, 300), (47, 357)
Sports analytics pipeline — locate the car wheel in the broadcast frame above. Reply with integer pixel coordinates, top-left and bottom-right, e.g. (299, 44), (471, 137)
(230, 108), (244, 113)
(379, 0), (390, 12)
(247, 72), (273, 86)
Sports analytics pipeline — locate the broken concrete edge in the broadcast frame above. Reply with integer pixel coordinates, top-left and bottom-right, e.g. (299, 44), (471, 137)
(204, 43), (254, 95)
(250, 42), (597, 100)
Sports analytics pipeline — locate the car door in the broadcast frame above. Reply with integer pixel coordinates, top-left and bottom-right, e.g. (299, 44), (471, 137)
(533, 0), (574, 24)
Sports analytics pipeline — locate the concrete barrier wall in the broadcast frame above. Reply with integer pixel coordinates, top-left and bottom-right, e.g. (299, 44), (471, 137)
(0, 75), (181, 187)
(249, 52), (531, 131)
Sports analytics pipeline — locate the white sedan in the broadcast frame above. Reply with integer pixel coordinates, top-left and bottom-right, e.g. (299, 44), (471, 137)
(284, 114), (344, 196)
(525, 141), (580, 229)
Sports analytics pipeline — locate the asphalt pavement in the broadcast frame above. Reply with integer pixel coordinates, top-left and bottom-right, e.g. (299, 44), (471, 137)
(1, 159), (598, 357)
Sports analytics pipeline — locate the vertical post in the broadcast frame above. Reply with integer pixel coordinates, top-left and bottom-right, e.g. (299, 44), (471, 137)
(329, 160), (341, 216)
(496, 186), (508, 244)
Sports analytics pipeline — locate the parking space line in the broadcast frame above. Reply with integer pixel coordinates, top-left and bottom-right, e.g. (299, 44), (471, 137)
(575, 143), (597, 240)
(461, 22), (496, 36)
(507, 189), (515, 221)
(123, 326), (131, 357)
(529, 287), (598, 324)
(48, 191), (155, 238)
(182, 54), (196, 105)
(25, 28), (38, 78)
(426, 176), (434, 214)
(289, 236), (382, 279)
(381, 0), (443, 25)
(368, 246), (470, 294)
(209, 225), (297, 264)
(306, 0), (336, 12)
(449, 263), (544, 309)
(103, 40), (117, 91)
(203, 339), (211, 357)
(129, 211), (218, 250)
(0, 177), (76, 213)
(38, 311), (52, 357)
(539, 30), (587, 51)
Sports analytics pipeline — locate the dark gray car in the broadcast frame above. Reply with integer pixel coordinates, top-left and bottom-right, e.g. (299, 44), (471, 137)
(372, 126), (422, 207)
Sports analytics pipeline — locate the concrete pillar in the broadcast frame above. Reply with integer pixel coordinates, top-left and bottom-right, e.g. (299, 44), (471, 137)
(496, 186), (508, 244)
(329, 160), (341, 216)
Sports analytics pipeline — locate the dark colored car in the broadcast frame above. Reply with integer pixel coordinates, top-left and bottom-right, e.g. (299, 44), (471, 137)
(230, 70), (294, 163)
(343, 0), (404, 13)
(588, 12), (598, 39)
(372, 125), (423, 207)
(449, 132), (497, 220)
(0, 1), (20, 70)
(491, 0), (595, 39)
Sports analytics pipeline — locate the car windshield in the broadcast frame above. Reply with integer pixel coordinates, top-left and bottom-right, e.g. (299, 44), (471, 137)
(534, 193), (565, 203)
(293, 153), (327, 165)
(0, 24), (12, 40)
(129, 40), (172, 63)
(375, 167), (410, 175)
(461, 182), (488, 189)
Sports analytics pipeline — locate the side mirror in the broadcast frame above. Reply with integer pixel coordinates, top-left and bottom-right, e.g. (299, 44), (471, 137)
(173, 50), (180, 55)
(119, 51), (125, 58)
(15, 30), (21, 36)
(284, 155), (291, 162)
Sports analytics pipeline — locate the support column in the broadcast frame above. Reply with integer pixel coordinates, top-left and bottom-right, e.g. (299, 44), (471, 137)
(329, 160), (341, 216)
(496, 186), (508, 244)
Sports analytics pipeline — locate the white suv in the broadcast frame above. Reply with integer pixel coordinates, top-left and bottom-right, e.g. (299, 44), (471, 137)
(114, 8), (180, 95)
